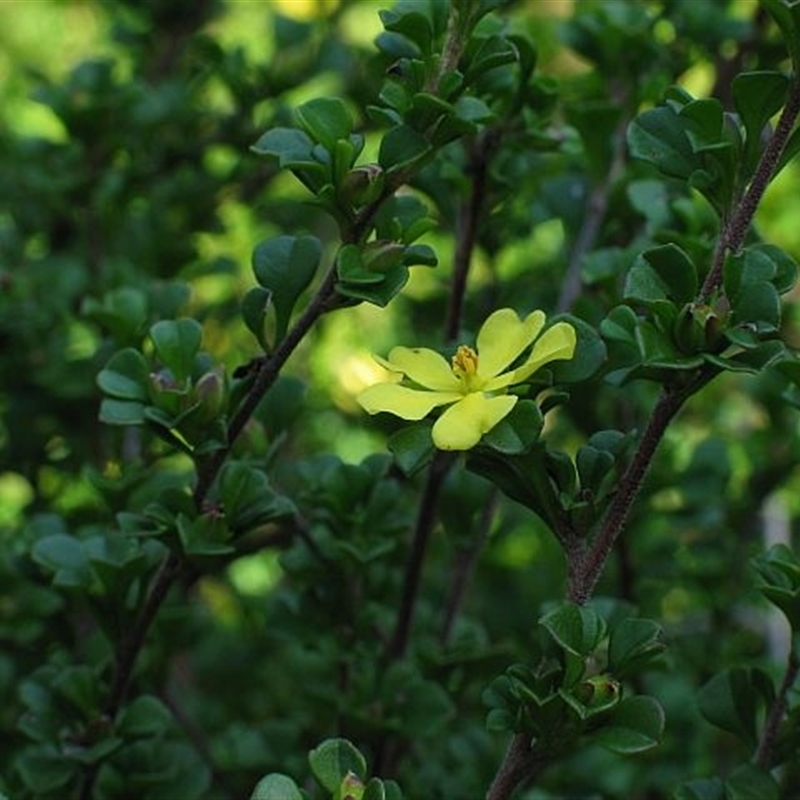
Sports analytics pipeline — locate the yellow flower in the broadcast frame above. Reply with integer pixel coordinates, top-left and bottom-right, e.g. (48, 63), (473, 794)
(358, 309), (577, 451)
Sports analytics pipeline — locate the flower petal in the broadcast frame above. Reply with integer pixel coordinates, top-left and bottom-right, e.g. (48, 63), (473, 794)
(384, 346), (460, 391)
(358, 383), (461, 420)
(432, 392), (517, 450)
(476, 309), (546, 378)
(509, 321), (577, 383)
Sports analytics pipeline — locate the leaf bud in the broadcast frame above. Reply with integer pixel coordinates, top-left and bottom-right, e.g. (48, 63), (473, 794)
(362, 240), (406, 273)
(340, 163), (384, 207)
(193, 367), (227, 422)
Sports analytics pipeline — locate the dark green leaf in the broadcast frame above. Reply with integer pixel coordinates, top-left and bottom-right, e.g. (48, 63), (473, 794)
(388, 422), (435, 476)
(625, 244), (698, 305)
(251, 127), (321, 172)
(674, 778), (725, 800)
(627, 106), (695, 179)
(219, 462), (296, 532)
(550, 314), (607, 383)
(149, 318), (202, 383)
(250, 774), (304, 800)
(725, 764), (780, 800)
(294, 98), (353, 151)
(308, 738), (366, 792)
(482, 400), (543, 454)
(541, 603), (607, 658)
(336, 263), (409, 307)
(176, 513), (234, 557)
(252, 235), (322, 342)
(97, 348), (150, 401)
(594, 696), (664, 753)
(241, 286), (272, 351)
(379, 125), (432, 174)
(697, 668), (772, 748)
(732, 71), (789, 170)
(117, 695), (173, 739)
(608, 618), (665, 678)
(380, 8), (433, 55)
(760, 0), (800, 71)
(32, 534), (93, 588)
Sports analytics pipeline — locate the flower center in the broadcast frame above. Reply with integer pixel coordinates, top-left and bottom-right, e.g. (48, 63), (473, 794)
(452, 345), (483, 391)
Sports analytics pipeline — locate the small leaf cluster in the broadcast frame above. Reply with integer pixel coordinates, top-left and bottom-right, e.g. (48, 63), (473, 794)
(484, 603), (665, 759)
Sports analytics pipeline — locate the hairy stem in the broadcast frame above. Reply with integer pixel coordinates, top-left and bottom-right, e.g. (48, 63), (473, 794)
(569, 368), (715, 604)
(701, 77), (800, 299)
(570, 79), (800, 604)
(486, 733), (546, 800)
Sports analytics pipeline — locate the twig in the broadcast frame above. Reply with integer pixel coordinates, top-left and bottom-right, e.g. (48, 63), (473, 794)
(486, 733), (546, 800)
(557, 94), (629, 313)
(385, 451), (456, 661)
(700, 77), (800, 299)
(572, 77), (800, 604)
(440, 490), (498, 644)
(568, 367), (716, 604)
(755, 648), (800, 770)
(446, 129), (501, 340)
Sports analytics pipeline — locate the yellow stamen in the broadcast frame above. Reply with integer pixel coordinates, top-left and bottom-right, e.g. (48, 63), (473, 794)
(452, 345), (479, 378)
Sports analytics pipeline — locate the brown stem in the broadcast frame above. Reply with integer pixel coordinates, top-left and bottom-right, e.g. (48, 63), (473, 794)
(440, 490), (498, 644)
(568, 368), (715, 604)
(446, 129), (501, 340)
(557, 96), (629, 313)
(385, 451), (455, 661)
(701, 77), (800, 299)
(486, 733), (545, 800)
(755, 648), (800, 770)
(195, 267), (340, 505)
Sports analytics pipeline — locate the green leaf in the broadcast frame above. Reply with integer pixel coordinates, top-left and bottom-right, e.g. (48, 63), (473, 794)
(380, 8), (433, 55)
(31, 534), (93, 588)
(97, 348), (150, 401)
(608, 618), (665, 679)
(251, 127), (321, 171)
(149, 319), (202, 383)
(250, 774), (304, 800)
(673, 778), (725, 800)
(541, 603), (607, 658)
(725, 764), (780, 800)
(697, 668), (773, 748)
(388, 422), (435, 476)
(308, 738), (366, 793)
(117, 695), (173, 739)
(593, 695), (665, 753)
(627, 106), (696, 179)
(82, 286), (148, 344)
(576, 445), (614, 495)
(732, 71), (789, 171)
(252, 235), (322, 342)
(241, 286), (272, 351)
(752, 544), (800, 631)
(336, 263), (409, 307)
(625, 244), (698, 306)
(464, 35), (518, 81)
(550, 314), (607, 383)
(219, 462), (296, 532)
(482, 400), (543, 454)
(379, 125), (432, 174)
(294, 98), (353, 151)
(99, 397), (146, 426)
(16, 746), (76, 794)
(176, 512), (234, 557)
(760, 0), (800, 71)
